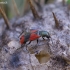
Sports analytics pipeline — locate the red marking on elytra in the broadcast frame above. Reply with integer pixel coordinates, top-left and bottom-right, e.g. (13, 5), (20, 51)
(29, 33), (40, 41)
(30, 30), (38, 33)
(20, 29), (40, 44)
(20, 35), (24, 44)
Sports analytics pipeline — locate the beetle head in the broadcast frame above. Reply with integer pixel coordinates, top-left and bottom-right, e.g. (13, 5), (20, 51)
(39, 31), (51, 39)
(46, 32), (51, 39)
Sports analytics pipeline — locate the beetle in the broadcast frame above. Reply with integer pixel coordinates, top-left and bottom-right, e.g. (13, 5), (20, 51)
(20, 29), (50, 45)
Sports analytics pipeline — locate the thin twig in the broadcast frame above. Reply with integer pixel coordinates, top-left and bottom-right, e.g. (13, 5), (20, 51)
(52, 12), (59, 29)
(0, 7), (11, 29)
(12, 0), (20, 16)
(23, 0), (30, 16)
(28, 0), (41, 19)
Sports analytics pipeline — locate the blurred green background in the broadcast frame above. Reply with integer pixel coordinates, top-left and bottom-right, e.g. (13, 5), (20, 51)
(0, 0), (69, 19)
(0, 0), (24, 18)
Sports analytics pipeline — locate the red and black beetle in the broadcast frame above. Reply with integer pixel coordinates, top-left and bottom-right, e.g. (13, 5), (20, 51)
(20, 29), (50, 45)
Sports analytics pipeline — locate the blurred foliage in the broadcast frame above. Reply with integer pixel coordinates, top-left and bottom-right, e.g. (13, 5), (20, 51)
(67, 0), (70, 4)
(0, 0), (24, 18)
(0, 0), (55, 19)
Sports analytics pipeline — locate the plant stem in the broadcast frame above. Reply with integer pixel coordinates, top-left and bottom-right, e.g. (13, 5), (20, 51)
(52, 12), (59, 29)
(28, 0), (41, 19)
(12, 0), (20, 16)
(0, 7), (11, 29)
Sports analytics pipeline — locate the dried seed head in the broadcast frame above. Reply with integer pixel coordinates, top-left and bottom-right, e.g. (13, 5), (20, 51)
(12, 0), (20, 16)
(28, 0), (41, 19)
(0, 7), (11, 29)
(52, 12), (59, 29)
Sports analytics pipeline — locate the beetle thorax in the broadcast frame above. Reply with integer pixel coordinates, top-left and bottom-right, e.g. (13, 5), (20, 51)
(39, 31), (50, 38)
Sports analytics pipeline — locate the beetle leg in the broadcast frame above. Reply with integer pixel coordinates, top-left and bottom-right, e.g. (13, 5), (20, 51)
(28, 41), (31, 45)
(42, 37), (45, 40)
(46, 36), (50, 39)
(37, 39), (38, 43)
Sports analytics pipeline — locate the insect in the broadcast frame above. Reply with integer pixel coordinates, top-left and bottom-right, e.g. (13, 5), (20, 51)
(20, 29), (50, 45)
